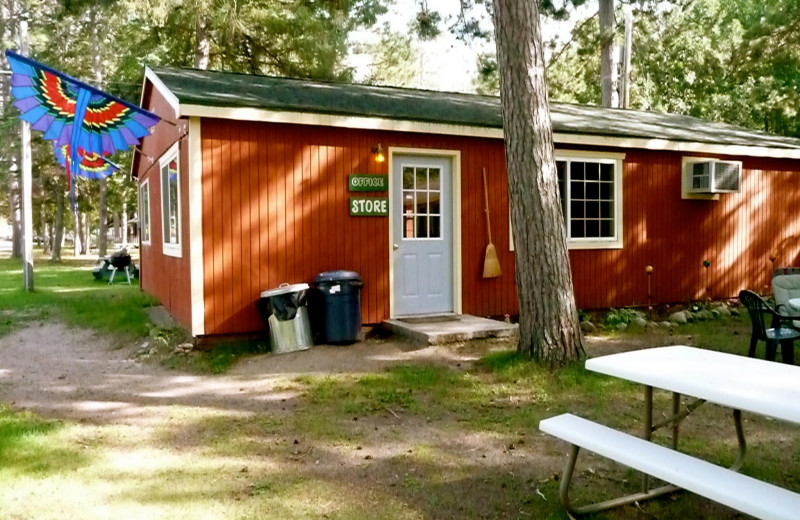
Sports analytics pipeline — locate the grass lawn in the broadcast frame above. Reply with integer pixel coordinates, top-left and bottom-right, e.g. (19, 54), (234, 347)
(1, 253), (799, 519)
(0, 251), (156, 341)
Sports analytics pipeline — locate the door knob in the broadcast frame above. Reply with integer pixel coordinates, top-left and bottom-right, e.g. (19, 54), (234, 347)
(393, 243), (399, 250)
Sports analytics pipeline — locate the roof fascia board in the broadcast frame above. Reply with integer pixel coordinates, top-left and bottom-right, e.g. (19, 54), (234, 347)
(145, 67), (181, 113)
(130, 71), (150, 179)
(177, 103), (800, 160)
(552, 133), (800, 160)
(179, 103), (504, 139)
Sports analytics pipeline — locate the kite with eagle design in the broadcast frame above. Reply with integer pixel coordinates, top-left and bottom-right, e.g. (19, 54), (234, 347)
(5, 50), (159, 207)
(53, 143), (119, 179)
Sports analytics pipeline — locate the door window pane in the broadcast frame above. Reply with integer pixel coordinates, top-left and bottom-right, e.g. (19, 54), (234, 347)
(416, 191), (428, 214)
(403, 191), (414, 214)
(429, 168), (440, 190)
(403, 167), (415, 189)
(429, 216), (441, 238)
(416, 168), (428, 190)
(403, 217), (414, 238)
(416, 216), (428, 238)
(429, 192), (440, 215)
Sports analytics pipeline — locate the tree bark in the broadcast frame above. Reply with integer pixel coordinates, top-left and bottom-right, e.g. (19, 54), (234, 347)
(52, 186), (64, 261)
(91, 7), (109, 258)
(42, 217), (50, 256)
(78, 212), (86, 254)
(72, 208), (81, 256)
(195, 14), (210, 69)
(492, 0), (584, 366)
(121, 201), (128, 247)
(3, 0), (22, 259)
(600, 0), (618, 108)
(83, 212), (91, 254)
(113, 212), (120, 242)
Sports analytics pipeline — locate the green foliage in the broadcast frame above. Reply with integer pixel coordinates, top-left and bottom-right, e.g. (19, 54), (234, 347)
(603, 307), (646, 328)
(474, 0), (800, 139)
(359, 23), (419, 87)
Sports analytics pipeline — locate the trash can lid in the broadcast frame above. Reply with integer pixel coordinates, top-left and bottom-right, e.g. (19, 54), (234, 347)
(260, 283), (310, 298)
(314, 270), (362, 283)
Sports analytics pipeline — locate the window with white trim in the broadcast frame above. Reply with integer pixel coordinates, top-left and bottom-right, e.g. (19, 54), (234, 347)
(509, 152), (624, 250)
(139, 180), (151, 245)
(160, 145), (181, 257)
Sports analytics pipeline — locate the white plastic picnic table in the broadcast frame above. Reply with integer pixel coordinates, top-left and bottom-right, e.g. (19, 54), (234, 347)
(539, 345), (800, 518)
(586, 345), (800, 424)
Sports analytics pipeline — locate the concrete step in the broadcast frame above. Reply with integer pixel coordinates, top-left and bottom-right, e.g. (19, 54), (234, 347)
(382, 314), (518, 345)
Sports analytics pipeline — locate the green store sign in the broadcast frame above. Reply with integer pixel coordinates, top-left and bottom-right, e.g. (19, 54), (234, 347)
(350, 197), (388, 217)
(349, 174), (388, 192)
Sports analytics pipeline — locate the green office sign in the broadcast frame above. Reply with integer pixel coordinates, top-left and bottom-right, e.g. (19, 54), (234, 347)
(350, 197), (388, 217)
(349, 174), (388, 192)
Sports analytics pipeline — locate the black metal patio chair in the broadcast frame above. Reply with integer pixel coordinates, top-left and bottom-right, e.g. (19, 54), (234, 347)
(739, 290), (800, 364)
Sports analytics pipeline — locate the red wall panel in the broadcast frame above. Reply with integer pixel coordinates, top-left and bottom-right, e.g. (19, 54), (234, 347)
(188, 117), (800, 336)
(135, 85), (192, 330)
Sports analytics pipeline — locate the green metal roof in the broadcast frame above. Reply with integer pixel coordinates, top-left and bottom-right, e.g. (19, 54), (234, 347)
(150, 66), (800, 152)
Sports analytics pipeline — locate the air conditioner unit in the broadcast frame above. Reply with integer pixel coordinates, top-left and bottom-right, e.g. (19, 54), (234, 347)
(686, 160), (742, 194)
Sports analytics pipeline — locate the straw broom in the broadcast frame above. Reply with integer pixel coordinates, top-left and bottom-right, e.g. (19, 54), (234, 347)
(482, 168), (501, 278)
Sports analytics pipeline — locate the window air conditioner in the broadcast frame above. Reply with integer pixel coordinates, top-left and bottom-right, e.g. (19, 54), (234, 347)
(686, 160), (742, 194)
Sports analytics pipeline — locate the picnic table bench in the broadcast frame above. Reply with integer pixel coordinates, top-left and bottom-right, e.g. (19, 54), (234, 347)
(539, 346), (800, 519)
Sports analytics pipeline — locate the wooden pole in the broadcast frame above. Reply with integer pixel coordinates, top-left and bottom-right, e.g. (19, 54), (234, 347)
(19, 15), (33, 291)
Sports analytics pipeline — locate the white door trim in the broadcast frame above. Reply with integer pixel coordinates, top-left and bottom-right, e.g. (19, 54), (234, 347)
(388, 147), (462, 319)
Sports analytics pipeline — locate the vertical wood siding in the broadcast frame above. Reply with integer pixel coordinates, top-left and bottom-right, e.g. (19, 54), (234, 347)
(570, 149), (800, 308)
(200, 119), (518, 335)
(196, 118), (800, 336)
(135, 85), (192, 330)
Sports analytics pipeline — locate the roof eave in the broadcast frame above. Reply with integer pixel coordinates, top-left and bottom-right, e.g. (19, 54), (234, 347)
(175, 102), (800, 160)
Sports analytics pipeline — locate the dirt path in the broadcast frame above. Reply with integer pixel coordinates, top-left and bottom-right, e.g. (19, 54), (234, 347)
(0, 322), (493, 424)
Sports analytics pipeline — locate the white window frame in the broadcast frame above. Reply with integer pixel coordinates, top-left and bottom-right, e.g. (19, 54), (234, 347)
(160, 143), (182, 257)
(139, 179), (151, 245)
(509, 150), (625, 251)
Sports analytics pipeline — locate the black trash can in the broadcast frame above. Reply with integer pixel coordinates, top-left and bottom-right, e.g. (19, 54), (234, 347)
(309, 270), (363, 344)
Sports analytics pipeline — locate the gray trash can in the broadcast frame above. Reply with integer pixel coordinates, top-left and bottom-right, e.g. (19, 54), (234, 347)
(257, 283), (313, 354)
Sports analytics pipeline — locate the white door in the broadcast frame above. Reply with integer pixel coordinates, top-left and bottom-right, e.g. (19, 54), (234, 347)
(392, 154), (453, 316)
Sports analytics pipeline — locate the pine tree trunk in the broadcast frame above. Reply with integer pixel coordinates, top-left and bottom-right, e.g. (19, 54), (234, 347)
(121, 202), (128, 247)
(195, 15), (210, 69)
(113, 212), (120, 243)
(83, 212), (91, 254)
(72, 209), (81, 257)
(3, 0), (22, 259)
(42, 218), (51, 256)
(91, 7), (108, 258)
(492, 0), (584, 366)
(600, 0), (618, 108)
(78, 212), (87, 254)
(52, 187), (64, 261)
(8, 166), (21, 258)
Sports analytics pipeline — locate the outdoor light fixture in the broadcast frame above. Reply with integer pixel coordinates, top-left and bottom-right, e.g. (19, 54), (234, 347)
(373, 143), (385, 163)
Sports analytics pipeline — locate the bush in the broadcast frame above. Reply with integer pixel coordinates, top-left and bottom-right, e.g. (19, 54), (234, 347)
(603, 308), (645, 328)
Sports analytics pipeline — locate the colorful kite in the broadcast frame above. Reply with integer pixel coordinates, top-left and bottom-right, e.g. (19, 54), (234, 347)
(5, 50), (160, 206)
(53, 143), (119, 180)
